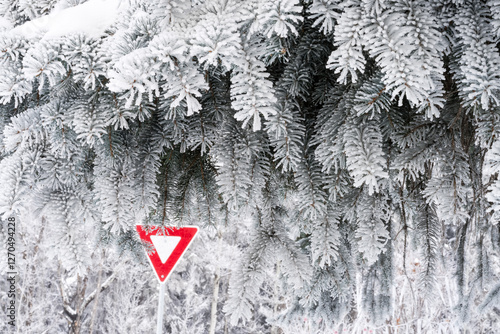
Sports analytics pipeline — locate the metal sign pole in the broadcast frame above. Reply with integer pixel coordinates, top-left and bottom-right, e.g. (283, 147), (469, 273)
(156, 282), (166, 334)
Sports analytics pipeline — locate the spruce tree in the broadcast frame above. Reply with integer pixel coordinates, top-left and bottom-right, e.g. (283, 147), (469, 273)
(1, 0), (500, 333)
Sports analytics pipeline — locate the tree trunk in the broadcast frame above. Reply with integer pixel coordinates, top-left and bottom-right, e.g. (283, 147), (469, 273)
(89, 250), (105, 334)
(271, 262), (281, 334)
(209, 268), (220, 334)
(70, 274), (88, 334)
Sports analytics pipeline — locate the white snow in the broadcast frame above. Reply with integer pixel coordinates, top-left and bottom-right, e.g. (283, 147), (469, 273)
(150, 235), (181, 264)
(10, 0), (125, 39)
(0, 16), (13, 31)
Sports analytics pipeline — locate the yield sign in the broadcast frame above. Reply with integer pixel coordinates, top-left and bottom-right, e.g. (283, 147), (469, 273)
(136, 225), (199, 283)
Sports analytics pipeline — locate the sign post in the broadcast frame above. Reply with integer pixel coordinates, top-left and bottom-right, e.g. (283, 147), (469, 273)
(136, 225), (199, 334)
(157, 282), (166, 334)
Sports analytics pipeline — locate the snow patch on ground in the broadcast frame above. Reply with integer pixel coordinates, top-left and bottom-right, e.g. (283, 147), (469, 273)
(10, 0), (126, 39)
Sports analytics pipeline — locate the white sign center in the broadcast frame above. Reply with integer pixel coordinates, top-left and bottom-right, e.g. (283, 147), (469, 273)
(150, 235), (181, 264)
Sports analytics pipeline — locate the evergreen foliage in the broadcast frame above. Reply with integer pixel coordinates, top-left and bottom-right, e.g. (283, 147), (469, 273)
(1, 0), (500, 333)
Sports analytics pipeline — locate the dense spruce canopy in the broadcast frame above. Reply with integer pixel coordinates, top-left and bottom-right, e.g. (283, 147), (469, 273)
(1, 0), (500, 333)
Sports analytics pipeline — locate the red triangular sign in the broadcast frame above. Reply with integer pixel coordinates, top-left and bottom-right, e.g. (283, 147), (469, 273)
(136, 225), (199, 283)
